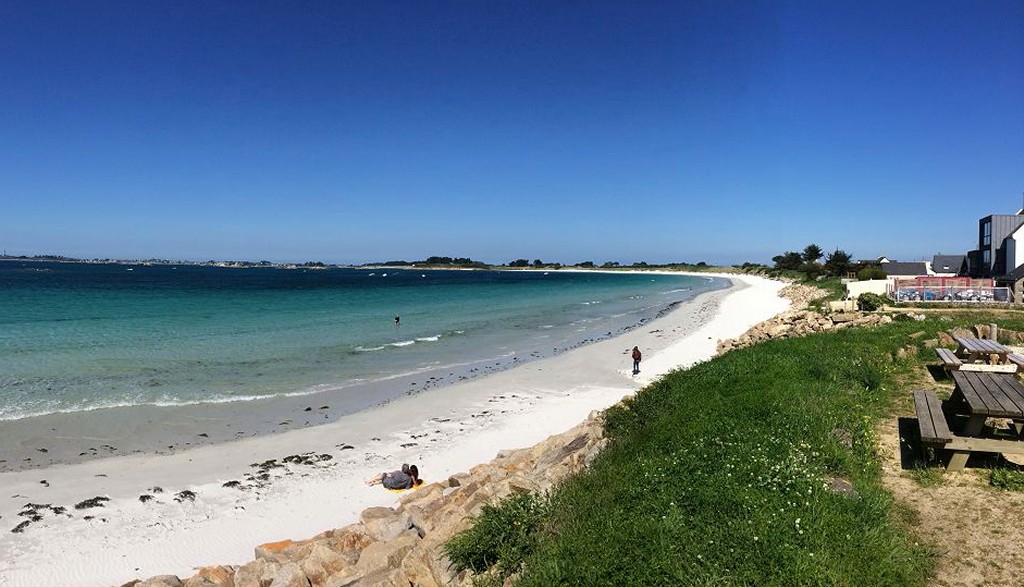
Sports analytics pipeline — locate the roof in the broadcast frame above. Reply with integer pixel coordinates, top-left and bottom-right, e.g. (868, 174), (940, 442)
(931, 255), (965, 274)
(882, 262), (928, 277)
(1002, 264), (1024, 282)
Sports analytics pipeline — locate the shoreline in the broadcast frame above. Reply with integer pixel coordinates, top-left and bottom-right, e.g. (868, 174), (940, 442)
(0, 273), (725, 474)
(0, 272), (789, 587)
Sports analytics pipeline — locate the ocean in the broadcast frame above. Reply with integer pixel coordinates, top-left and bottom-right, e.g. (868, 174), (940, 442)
(0, 262), (726, 423)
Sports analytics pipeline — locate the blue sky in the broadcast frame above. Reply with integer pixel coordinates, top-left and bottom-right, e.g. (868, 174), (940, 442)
(2, 1), (1022, 265)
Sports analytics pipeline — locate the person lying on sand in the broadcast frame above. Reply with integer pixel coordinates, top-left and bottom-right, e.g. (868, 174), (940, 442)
(365, 463), (420, 489)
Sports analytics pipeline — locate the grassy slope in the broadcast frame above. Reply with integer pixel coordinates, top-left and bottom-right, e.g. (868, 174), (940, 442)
(511, 314), (1020, 586)
(449, 308), (1024, 586)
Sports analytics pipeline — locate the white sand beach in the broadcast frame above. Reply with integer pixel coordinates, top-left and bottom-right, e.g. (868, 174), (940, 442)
(0, 273), (789, 587)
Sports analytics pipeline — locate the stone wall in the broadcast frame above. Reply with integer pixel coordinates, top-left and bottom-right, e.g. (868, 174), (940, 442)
(122, 410), (612, 587)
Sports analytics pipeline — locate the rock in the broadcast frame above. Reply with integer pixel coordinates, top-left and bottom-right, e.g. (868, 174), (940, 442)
(827, 476), (859, 499)
(256, 539), (298, 564)
(937, 331), (956, 346)
(324, 527), (375, 554)
(399, 545), (451, 587)
(949, 327), (974, 340)
(895, 346), (916, 360)
(268, 563), (308, 587)
(299, 543), (353, 585)
(360, 507), (412, 542)
(182, 566), (236, 587)
(324, 568), (394, 587)
(75, 496), (110, 510)
(234, 558), (279, 587)
(353, 530), (419, 576)
(137, 576), (183, 587)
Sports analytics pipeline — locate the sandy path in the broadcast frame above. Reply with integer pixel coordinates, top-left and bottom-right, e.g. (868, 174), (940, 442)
(0, 272), (788, 587)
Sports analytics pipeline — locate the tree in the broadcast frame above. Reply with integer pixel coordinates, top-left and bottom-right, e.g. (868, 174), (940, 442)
(577, 261), (595, 268)
(823, 249), (852, 276)
(802, 261), (824, 280)
(772, 251), (803, 271)
(802, 244), (823, 264)
(509, 259), (529, 267)
(532, 259), (544, 267)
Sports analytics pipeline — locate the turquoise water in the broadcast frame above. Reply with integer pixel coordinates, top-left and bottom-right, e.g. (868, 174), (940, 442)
(0, 262), (726, 421)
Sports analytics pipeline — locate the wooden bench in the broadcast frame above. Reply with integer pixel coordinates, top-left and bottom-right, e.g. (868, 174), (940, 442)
(913, 389), (953, 446)
(1008, 353), (1024, 370)
(935, 348), (962, 371)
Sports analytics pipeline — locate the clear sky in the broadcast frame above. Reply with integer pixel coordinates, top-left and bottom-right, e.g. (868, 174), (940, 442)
(2, 1), (1022, 265)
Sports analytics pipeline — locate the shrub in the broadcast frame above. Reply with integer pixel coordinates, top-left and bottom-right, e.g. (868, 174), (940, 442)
(444, 492), (549, 581)
(857, 292), (888, 311)
(858, 266), (887, 280)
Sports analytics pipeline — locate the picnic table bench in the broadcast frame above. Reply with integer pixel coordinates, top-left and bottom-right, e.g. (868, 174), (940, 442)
(1008, 353), (1024, 370)
(913, 390), (953, 445)
(935, 348), (962, 371)
(914, 371), (1024, 471)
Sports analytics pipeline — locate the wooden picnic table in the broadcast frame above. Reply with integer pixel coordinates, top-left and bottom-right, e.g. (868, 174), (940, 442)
(942, 370), (1024, 470)
(952, 337), (1016, 373)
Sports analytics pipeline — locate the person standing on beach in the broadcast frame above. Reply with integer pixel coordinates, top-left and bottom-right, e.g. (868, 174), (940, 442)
(631, 346), (642, 375)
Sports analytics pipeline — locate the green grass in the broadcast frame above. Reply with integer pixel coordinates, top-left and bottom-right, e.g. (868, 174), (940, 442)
(443, 491), (550, 583)
(909, 465), (944, 488)
(447, 311), (1024, 585)
(990, 467), (1024, 491)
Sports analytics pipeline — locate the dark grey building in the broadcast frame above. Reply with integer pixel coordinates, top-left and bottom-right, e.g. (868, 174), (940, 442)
(967, 212), (1024, 277)
(881, 262), (928, 277)
(931, 254), (966, 275)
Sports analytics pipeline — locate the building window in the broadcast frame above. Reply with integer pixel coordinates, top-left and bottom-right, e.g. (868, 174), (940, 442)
(983, 249), (991, 265)
(983, 221), (991, 246)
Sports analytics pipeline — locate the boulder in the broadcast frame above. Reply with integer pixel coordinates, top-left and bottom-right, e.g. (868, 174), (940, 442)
(360, 507), (412, 542)
(234, 558), (279, 587)
(256, 539), (304, 564)
(400, 545), (455, 587)
(137, 577), (183, 587)
(268, 563), (308, 587)
(323, 527), (375, 554)
(353, 530), (419, 576)
(299, 542), (355, 585)
(183, 566), (236, 587)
